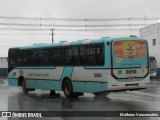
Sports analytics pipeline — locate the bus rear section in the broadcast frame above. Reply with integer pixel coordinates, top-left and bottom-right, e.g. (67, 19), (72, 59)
(108, 39), (150, 91)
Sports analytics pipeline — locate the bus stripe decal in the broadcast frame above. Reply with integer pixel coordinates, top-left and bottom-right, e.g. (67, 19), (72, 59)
(60, 67), (74, 81)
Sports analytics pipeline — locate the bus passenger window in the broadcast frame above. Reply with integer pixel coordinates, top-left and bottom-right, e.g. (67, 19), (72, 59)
(71, 47), (79, 65)
(33, 49), (39, 66)
(96, 45), (104, 65)
(52, 48), (64, 65)
(80, 45), (96, 66)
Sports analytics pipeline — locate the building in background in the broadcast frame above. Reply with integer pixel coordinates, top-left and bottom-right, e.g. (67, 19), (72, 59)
(0, 57), (8, 77)
(140, 23), (159, 77)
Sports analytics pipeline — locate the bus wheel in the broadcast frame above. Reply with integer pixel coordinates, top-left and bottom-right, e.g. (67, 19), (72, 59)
(22, 80), (28, 94)
(63, 79), (73, 98)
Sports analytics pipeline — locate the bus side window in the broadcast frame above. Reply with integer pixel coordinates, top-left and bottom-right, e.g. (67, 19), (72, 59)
(56, 48), (64, 65)
(52, 48), (64, 65)
(26, 50), (33, 66)
(38, 49), (44, 65)
(71, 47), (79, 65)
(80, 46), (85, 65)
(80, 45), (96, 66)
(65, 47), (72, 65)
(44, 49), (50, 65)
(33, 49), (39, 66)
(59, 49), (64, 65)
(87, 46), (96, 65)
(96, 45), (104, 65)
(79, 44), (104, 66)
(19, 50), (27, 66)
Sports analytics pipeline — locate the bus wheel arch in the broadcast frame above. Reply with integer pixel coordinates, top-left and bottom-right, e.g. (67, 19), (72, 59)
(62, 78), (74, 98)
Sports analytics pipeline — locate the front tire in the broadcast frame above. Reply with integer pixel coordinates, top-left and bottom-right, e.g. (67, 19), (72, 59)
(22, 80), (28, 94)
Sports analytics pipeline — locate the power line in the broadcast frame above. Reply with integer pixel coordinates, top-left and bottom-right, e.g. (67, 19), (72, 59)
(0, 16), (160, 21)
(0, 28), (49, 31)
(0, 22), (151, 27)
(0, 28), (139, 31)
(0, 33), (132, 36)
(0, 33), (49, 35)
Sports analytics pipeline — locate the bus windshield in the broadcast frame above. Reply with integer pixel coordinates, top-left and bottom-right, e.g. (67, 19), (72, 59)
(111, 40), (149, 79)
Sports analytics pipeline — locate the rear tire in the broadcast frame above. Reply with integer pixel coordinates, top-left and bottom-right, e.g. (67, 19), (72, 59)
(63, 79), (74, 98)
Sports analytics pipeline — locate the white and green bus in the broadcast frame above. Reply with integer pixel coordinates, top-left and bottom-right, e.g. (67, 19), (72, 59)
(8, 37), (150, 98)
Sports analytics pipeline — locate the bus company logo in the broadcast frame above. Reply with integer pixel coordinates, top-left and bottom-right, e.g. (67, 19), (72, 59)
(1, 112), (42, 118)
(2, 112), (11, 117)
(118, 70), (122, 74)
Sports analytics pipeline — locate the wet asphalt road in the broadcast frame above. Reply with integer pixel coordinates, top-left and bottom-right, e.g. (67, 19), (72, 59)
(0, 78), (160, 120)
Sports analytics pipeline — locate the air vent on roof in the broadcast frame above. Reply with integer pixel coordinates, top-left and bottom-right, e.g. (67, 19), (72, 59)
(78, 39), (90, 41)
(59, 41), (67, 43)
(130, 35), (137, 37)
(101, 37), (110, 39)
(33, 43), (47, 45)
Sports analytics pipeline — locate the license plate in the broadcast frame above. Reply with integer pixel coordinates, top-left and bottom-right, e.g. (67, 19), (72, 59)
(128, 77), (135, 81)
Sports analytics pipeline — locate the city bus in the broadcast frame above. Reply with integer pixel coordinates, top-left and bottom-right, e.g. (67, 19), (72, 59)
(8, 37), (150, 98)
(149, 56), (157, 78)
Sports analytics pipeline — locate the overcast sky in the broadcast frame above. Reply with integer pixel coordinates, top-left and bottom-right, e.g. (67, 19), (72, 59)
(0, 0), (160, 57)
(1, 0), (159, 18)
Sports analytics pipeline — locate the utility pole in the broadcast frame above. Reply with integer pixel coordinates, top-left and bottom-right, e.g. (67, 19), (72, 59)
(51, 29), (54, 43)
(144, 15), (147, 25)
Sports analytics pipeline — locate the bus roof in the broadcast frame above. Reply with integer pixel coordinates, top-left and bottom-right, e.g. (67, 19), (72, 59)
(10, 37), (146, 50)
